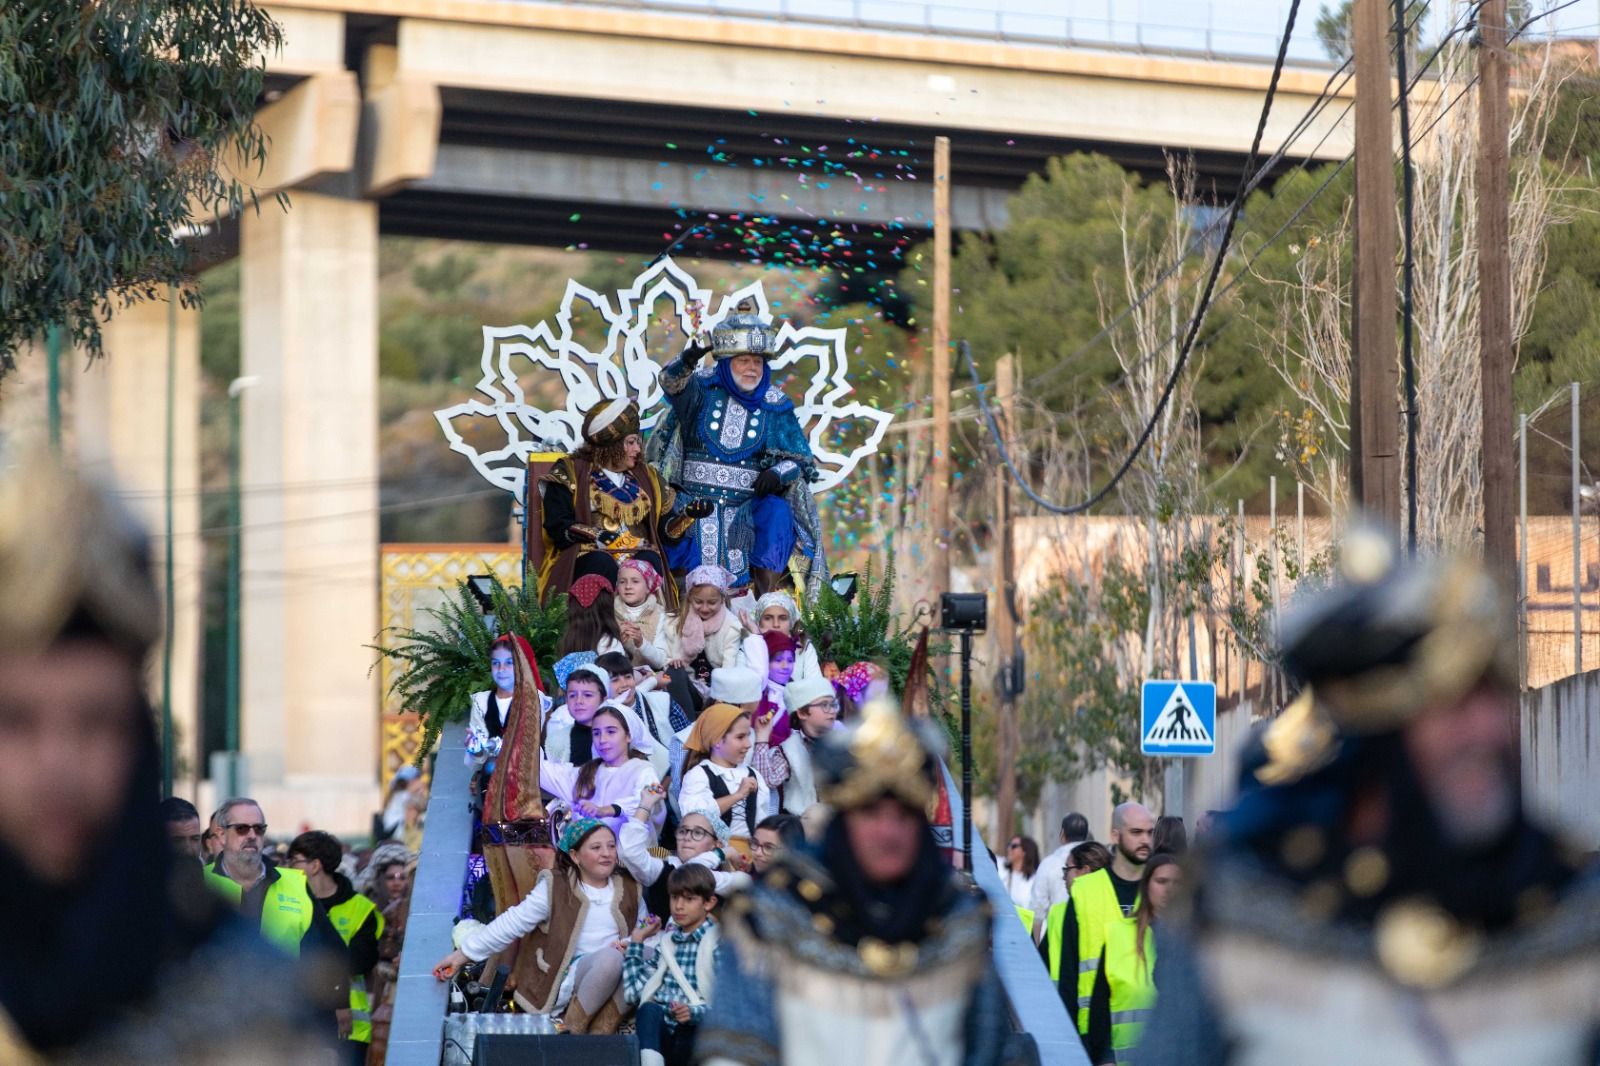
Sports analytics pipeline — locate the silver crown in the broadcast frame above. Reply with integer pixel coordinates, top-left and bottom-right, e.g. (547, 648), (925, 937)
(710, 299), (776, 359)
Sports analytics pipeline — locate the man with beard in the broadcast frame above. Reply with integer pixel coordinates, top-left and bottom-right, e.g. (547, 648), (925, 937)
(204, 798), (350, 1038)
(0, 451), (334, 1064)
(647, 297), (827, 597)
(1142, 532), (1600, 1064)
(1041, 802), (1154, 1062)
(695, 701), (1029, 1066)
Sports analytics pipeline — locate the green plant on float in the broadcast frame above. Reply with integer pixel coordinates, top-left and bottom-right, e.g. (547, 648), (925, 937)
(370, 577), (567, 764)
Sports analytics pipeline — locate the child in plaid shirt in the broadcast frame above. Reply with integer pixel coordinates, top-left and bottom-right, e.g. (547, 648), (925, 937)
(623, 864), (721, 1066)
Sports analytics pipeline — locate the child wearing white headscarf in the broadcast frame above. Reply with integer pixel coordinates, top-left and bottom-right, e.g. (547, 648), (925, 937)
(736, 590), (822, 690)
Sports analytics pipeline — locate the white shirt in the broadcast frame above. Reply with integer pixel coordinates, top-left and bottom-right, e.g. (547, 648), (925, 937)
(540, 758), (663, 840)
(617, 816), (751, 897)
(997, 861), (1035, 910)
(679, 760), (768, 841)
(456, 875), (647, 1011)
(1029, 841), (1082, 916)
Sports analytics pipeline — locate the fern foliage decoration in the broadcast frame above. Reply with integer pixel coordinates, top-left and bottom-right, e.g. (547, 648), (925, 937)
(800, 558), (942, 701)
(371, 577), (566, 764)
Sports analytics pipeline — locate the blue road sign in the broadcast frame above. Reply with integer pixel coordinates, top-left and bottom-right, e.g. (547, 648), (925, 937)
(1141, 680), (1216, 757)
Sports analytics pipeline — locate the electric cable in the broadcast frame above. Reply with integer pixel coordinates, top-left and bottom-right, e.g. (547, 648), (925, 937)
(968, 0), (1570, 516)
(1396, 0), (1420, 555)
(960, 0), (1305, 515)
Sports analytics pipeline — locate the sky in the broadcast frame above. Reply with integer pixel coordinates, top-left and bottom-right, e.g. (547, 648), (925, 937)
(627, 0), (1595, 64)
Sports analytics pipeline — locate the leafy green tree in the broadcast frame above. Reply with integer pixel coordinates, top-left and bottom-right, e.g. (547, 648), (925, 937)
(1313, 1), (1431, 64)
(0, 1), (282, 374)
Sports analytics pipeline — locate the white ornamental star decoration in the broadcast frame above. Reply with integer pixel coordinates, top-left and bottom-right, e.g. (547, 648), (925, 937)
(435, 257), (894, 499)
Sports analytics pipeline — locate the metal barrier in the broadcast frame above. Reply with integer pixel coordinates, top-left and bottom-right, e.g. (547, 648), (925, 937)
(513, 0), (1333, 66)
(941, 763), (1087, 1065)
(385, 735), (475, 1066)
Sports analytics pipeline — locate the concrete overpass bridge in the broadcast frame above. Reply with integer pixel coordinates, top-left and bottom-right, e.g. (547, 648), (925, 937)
(247, 0), (1354, 258)
(68, 0), (1357, 836)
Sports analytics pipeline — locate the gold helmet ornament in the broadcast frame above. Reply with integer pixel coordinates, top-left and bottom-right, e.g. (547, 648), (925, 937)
(0, 450), (161, 656)
(813, 697), (945, 813)
(709, 298), (777, 360)
(1275, 527), (1516, 736)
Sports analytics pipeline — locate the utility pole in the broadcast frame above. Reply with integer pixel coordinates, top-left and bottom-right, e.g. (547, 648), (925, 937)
(992, 354), (1019, 845)
(1479, 0), (1517, 585)
(931, 135), (953, 598)
(1350, 0), (1401, 523)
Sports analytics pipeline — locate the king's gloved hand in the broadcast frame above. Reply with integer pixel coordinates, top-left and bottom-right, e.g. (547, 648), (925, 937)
(753, 469), (783, 497)
(684, 498), (715, 519)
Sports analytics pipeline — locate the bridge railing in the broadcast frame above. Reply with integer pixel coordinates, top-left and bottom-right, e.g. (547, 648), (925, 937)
(517, 0), (1334, 66)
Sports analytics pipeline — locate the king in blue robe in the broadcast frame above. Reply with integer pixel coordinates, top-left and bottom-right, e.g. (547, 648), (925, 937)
(647, 299), (829, 598)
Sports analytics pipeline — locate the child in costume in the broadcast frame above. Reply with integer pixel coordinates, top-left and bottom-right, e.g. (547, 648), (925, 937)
(597, 651), (686, 782)
(735, 590), (820, 682)
(543, 656), (610, 766)
(616, 555), (671, 671)
(465, 633), (551, 772)
(661, 565), (741, 695)
(622, 863), (722, 1066)
(620, 786), (750, 918)
(677, 703), (768, 844)
(540, 702), (664, 840)
(434, 817), (647, 1034)
(555, 552), (626, 659)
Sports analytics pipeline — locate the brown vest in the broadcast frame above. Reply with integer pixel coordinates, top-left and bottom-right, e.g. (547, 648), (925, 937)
(511, 868), (643, 1014)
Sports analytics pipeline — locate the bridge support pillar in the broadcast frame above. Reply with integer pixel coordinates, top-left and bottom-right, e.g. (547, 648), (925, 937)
(74, 295), (204, 797)
(239, 191), (380, 837)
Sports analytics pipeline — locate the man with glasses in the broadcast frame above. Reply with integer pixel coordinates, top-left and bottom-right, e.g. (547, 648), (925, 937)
(204, 797), (351, 1037)
(751, 675), (838, 816)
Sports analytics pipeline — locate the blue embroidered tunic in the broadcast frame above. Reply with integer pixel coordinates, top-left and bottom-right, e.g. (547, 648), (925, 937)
(648, 347), (827, 592)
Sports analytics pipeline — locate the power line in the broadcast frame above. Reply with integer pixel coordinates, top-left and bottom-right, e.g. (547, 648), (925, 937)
(962, 0), (1305, 516)
(1396, 0), (1420, 555)
(967, 0), (1535, 516)
(1026, 0), (1444, 397)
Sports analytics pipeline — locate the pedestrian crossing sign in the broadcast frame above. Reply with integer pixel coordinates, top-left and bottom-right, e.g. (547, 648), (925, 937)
(1141, 680), (1216, 757)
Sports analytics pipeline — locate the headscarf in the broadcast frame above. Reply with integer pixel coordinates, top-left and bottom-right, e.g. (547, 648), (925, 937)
(755, 590), (800, 627)
(565, 663), (612, 698)
(570, 573), (614, 609)
(679, 565), (734, 658)
(679, 807), (732, 847)
(713, 354), (773, 407)
(619, 557), (663, 596)
(836, 661), (876, 704)
(596, 699), (654, 756)
(553, 651), (599, 691)
(684, 702), (748, 755)
(557, 817), (608, 855)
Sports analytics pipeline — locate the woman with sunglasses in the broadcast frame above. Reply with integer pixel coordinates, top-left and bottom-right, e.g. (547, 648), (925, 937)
(619, 785), (750, 919)
(998, 835), (1040, 909)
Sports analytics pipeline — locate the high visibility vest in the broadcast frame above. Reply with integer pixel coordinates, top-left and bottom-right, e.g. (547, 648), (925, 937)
(1067, 869), (1132, 1034)
(1104, 918), (1158, 1060)
(204, 865), (317, 958)
(1015, 905), (1035, 938)
(327, 893), (385, 1045)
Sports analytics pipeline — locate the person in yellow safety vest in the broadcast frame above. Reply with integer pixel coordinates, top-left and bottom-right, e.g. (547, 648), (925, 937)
(289, 831), (385, 1065)
(204, 798), (351, 1042)
(1099, 853), (1181, 1064)
(1040, 803), (1153, 1063)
